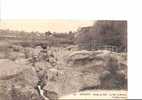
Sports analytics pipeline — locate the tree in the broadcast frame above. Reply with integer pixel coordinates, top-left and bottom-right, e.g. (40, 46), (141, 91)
(76, 26), (96, 50)
(45, 31), (52, 39)
(76, 20), (127, 52)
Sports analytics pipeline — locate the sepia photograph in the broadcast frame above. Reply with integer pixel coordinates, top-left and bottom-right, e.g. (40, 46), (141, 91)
(0, 20), (127, 100)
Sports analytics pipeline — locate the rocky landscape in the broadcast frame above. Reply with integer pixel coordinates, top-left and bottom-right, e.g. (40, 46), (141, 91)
(0, 43), (127, 100)
(0, 20), (127, 100)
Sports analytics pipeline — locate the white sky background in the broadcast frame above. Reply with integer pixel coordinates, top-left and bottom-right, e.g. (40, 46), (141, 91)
(1, 0), (128, 20)
(0, 0), (96, 32)
(1, 0), (142, 99)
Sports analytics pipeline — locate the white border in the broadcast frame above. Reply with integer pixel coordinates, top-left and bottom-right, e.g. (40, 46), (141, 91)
(1, 0), (142, 99)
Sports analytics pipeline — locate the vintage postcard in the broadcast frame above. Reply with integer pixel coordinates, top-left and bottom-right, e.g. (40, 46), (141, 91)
(0, 20), (127, 100)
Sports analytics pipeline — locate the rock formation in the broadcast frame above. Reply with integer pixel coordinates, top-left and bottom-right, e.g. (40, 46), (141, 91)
(0, 48), (127, 99)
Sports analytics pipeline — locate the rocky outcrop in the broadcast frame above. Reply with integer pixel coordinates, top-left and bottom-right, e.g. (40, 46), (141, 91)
(66, 50), (127, 90)
(43, 50), (127, 96)
(0, 49), (127, 99)
(0, 59), (40, 100)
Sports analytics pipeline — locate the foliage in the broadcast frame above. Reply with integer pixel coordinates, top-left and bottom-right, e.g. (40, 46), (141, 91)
(76, 20), (127, 52)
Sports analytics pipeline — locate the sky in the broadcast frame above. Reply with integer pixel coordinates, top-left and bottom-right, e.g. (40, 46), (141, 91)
(0, 20), (94, 33)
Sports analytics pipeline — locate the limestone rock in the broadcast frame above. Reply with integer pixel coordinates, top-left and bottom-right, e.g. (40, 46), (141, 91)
(0, 59), (40, 100)
(44, 50), (127, 96)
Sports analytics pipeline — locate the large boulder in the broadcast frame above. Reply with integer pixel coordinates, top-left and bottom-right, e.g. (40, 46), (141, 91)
(66, 50), (127, 90)
(66, 50), (111, 69)
(43, 50), (127, 97)
(0, 59), (40, 100)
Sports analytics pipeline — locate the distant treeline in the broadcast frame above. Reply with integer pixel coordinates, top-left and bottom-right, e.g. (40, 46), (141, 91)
(0, 29), (75, 47)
